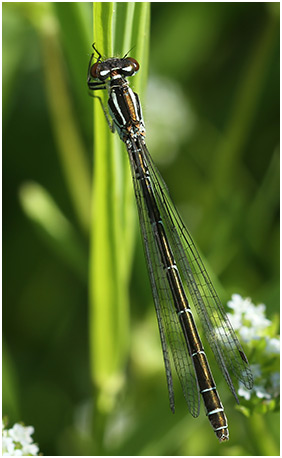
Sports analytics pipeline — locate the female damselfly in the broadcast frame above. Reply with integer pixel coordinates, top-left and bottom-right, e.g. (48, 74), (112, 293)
(87, 44), (253, 442)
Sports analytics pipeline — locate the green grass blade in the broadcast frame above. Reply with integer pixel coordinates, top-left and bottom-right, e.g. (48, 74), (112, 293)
(89, 2), (150, 418)
(19, 182), (88, 281)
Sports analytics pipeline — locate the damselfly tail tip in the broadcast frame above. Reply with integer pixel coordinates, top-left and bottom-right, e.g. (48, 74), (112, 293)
(217, 430), (229, 443)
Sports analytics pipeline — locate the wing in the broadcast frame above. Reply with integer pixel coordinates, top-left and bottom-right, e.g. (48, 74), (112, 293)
(127, 141), (200, 417)
(139, 142), (253, 399)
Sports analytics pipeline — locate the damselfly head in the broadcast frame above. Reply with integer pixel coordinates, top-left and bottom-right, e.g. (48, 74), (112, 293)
(90, 57), (140, 81)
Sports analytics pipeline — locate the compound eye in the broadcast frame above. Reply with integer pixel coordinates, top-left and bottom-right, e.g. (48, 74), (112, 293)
(127, 57), (140, 73)
(90, 63), (110, 81)
(90, 62), (100, 79)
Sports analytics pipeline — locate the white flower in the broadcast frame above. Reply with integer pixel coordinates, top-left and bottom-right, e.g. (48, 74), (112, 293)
(235, 325), (257, 342)
(21, 443), (40, 456)
(12, 450), (23, 456)
(227, 294), (272, 343)
(227, 294), (253, 314)
(9, 423), (34, 445)
(2, 435), (15, 455)
(229, 295), (280, 404)
(2, 421), (39, 456)
(265, 337), (280, 354)
(238, 364), (280, 401)
(244, 303), (271, 331)
(238, 380), (272, 401)
(238, 385), (252, 400)
(226, 311), (241, 330)
(255, 385), (271, 399)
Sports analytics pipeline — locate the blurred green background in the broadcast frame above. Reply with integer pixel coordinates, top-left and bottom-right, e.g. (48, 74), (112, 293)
(3, 2), (279, 456)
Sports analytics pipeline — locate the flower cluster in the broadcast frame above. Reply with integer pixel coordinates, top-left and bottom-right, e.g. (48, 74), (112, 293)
(2, 421), (39, 456)
(227, 294), (280, 410)
(227, 294), (272, 342)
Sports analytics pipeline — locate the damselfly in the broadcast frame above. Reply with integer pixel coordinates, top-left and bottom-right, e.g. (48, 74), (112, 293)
(87, 44), (253, 442)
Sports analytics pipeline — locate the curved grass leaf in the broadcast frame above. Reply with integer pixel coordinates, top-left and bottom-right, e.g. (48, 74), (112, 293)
(89, 2), (150, 413)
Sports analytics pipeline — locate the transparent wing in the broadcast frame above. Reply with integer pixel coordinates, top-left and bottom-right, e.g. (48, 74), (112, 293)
(127, 142), (200, 417)
(139, 141), (253, 399)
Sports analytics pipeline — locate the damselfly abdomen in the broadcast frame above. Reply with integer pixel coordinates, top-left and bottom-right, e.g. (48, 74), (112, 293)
(87, 44), (253, 442)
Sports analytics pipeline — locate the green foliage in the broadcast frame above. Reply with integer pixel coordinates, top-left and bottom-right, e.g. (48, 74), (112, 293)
(88, 3), (150, 440)
(3, 2), (279, 456)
